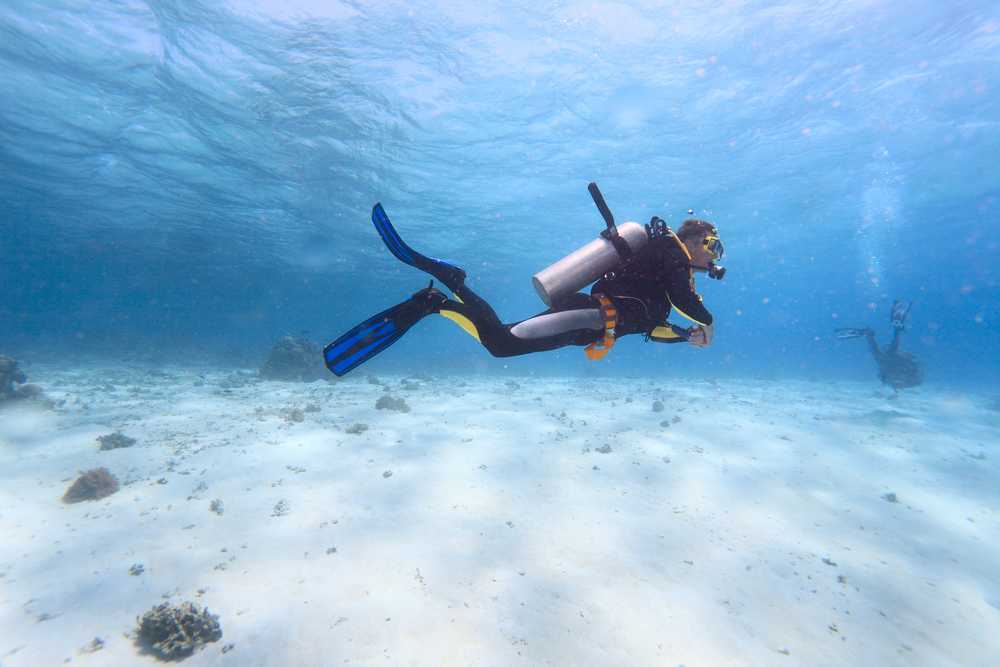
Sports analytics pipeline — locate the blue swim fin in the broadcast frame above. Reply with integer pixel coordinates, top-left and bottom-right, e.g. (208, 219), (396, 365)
(324, 284), (447, 376)
(890, 300), (912, 330)
(372, 203), (466, 291)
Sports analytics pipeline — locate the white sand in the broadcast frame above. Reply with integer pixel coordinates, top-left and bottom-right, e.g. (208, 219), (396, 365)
(1, 366), (998, 666)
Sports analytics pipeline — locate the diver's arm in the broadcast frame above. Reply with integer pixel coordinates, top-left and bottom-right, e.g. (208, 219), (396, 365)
(664, 266), (713, 346)
(664, 266), (713, 327)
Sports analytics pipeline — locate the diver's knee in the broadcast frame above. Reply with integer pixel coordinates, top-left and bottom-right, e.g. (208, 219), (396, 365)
(478, 336), (516, 358)
(482, 342), (514, 358)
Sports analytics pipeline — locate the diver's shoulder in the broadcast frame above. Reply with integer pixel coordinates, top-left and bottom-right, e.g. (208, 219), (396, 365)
(650, 228), (689, 262)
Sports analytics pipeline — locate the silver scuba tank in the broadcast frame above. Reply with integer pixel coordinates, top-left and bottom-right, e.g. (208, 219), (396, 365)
(532, 182), (649, 307)
(532, 221), (649, 307)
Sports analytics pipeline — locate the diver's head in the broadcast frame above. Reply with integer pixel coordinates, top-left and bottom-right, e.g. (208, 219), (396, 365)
(678, 219), (724, 271)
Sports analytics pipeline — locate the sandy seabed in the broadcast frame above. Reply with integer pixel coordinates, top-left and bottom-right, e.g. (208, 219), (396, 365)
(1, 365), (998, 667)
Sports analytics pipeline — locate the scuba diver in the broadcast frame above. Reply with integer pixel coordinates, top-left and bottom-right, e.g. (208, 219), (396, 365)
(324, 183), (726, 376)
(836, 300), (924, 392)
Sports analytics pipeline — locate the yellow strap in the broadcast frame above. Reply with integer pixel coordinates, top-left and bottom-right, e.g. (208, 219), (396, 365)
(670, 230), (693, 261)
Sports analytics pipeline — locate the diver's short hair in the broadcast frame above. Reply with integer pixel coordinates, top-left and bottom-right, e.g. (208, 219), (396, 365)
(677, 219), (718, 242)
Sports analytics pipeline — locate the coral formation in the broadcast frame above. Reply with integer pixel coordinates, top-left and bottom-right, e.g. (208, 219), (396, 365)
(218, 371), (256, 390)
(98, 432), (137, 450)
(79, 637), (105, 654)
(0, 355), (45, 403)
(272, 499), (290, 517)
(0, 354), (26, 398)
(16, 383), (45, 399)
(136, 601), (222, 660)
(259, 335), (328, 382)
(62, 468), (120, 503)
(345, 423), (369, 434)
(375, 395), (410, 413)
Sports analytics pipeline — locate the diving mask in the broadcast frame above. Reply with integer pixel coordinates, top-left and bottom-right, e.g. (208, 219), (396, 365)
(703, 235), (725, 260)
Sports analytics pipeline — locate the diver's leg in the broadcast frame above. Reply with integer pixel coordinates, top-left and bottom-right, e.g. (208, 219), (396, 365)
(441, 287), (602, 357)
(887, 300), (911, 355)
(863, 328), (883, 361)
(835, 328), (871, 339)
(887, 327), (902, 355)
(371, 204), (467, 291)
(449, 283), (505, 332)
(368, 204), (598, 353)
(890, 300), (912, 330)
(324, 284), (447, 376)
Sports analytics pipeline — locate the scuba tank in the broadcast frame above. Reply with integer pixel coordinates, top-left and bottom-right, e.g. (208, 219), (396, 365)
(532, 183), (650, 307)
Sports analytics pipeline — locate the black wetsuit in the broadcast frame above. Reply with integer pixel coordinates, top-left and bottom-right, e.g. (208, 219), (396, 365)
(436, 229), (713, 357)
(591, 228), (713, 336)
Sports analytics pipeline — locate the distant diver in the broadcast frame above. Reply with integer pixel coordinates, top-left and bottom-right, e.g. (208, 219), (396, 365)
(836, 300), (923, 392)
(323, 183), (725, 376)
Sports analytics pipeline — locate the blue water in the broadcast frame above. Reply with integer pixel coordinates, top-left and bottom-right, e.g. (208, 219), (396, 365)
(2, 0), (999, 383)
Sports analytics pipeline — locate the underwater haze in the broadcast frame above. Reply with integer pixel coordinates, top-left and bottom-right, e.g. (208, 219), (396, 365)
(2, 1), (1000, 665)
(1, 0), (997, 379)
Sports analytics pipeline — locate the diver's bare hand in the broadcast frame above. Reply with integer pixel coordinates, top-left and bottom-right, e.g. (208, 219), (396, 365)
(688, 325), (712, 348)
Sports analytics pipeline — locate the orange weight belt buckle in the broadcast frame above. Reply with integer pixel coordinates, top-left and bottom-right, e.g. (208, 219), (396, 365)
(584, 294), (617, 361)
